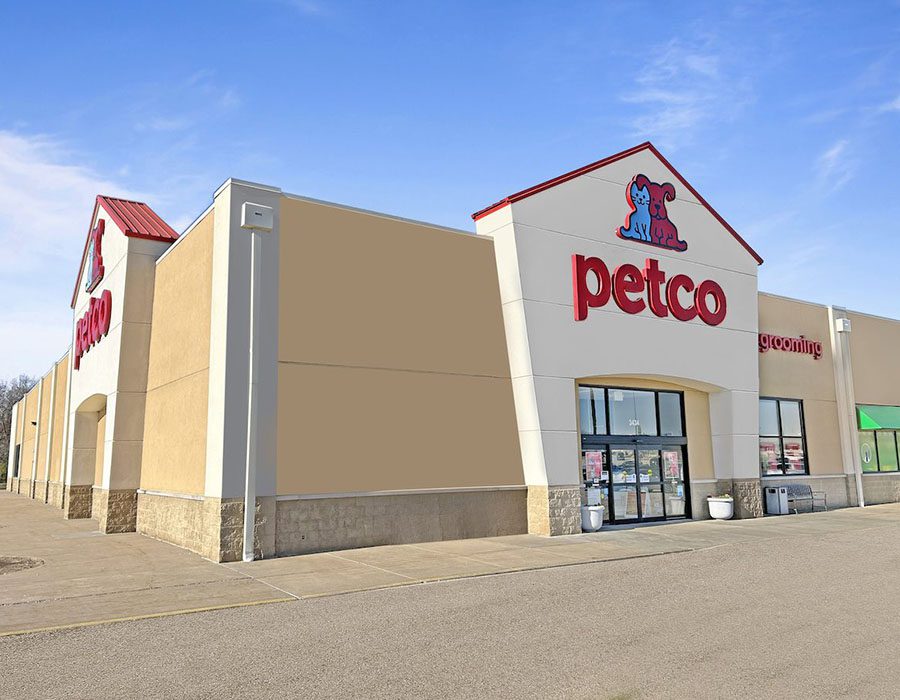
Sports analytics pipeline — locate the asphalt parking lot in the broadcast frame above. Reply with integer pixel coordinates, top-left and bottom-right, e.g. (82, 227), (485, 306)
(2, 504), (899, 699)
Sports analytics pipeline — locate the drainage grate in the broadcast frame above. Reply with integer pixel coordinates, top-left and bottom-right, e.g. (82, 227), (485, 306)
(0, 557), (44, 575)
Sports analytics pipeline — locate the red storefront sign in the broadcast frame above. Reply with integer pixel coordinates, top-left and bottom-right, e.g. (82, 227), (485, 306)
(572, 254), (727, 326)
(74, 289), (112, 370)
(758, 332), (822, 360)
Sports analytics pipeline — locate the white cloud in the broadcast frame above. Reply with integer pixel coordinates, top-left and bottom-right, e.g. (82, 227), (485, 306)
(0, 131), (146, 377)
(878, 95), (900, 113)
(620, 39), (754, 151)
(816, 139), (856, 191)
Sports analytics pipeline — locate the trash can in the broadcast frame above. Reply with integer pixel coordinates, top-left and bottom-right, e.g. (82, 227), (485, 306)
(765, 486), (789, 515)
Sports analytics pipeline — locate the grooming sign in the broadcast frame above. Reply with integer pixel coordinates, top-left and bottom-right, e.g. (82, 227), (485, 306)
(758, 332), (823, 360)
(573, 174), (727, 325)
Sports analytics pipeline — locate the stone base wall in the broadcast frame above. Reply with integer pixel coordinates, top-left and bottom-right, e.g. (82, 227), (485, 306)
(91, 488), (138, 533)
(275, 489), (528, 557)
(47, 481), (64, 509)
(688, 479), (762, 519)
(137, 493), (278, 562)
(17, 478), (32, 497)
(32, 480), (47, 502)
(9, 477), (18, 493)
(64, 485), (92, 519)
(862, 473), (900, 505)
(526, 485), (581, 536)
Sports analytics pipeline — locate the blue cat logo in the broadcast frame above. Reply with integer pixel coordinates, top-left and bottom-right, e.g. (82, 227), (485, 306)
(618, 181), (651, 242)
(616, 174), (687, 252)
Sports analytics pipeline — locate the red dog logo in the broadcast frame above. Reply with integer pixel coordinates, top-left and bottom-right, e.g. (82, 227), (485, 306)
(617, 174), (687, 252)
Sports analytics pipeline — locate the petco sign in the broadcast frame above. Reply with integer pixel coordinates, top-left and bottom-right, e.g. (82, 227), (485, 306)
(74, 290), (112, 369)
(572, 255), (727, 326)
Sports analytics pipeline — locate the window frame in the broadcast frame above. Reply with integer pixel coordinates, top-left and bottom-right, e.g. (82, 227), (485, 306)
(759, 397), (810, 477)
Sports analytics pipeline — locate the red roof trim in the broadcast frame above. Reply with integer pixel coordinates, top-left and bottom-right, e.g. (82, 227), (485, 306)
(70, 196), (179, 309)
(471, 141), (763, 266)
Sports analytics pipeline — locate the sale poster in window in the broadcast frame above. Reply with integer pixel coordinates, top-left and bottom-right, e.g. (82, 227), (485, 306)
(585, 451), (604, 480)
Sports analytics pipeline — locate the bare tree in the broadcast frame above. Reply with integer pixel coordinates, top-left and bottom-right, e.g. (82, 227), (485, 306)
(0, 374), (37, 481)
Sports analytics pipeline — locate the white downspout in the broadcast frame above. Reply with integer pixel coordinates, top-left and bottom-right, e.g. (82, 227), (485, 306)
(239, 202), (273, 562)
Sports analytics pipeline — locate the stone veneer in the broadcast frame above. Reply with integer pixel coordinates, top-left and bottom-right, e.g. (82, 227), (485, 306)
(91, 488), (139, 533)
(17, 478), (32, 497)
(47, 481), (65, 509)
(9, 477), (18, 492)
(64, 484), (93, 519)
(275, 489), (527, 557)
(136, 493), (277, 562)
(861, 473), (900, 505)
(526, 485), (581, 536)
(32, 480), (47, 501)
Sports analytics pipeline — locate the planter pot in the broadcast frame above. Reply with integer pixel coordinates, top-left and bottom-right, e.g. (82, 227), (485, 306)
(581, 505), (605, 532)
(707, 497), (734, 520)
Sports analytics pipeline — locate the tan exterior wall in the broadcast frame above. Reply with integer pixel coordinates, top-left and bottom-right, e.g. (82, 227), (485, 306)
(19, 386), (38, 480)
(276, 197), (523, 495)
(140, 211), (214, 496)
(94, 412), (106, 487)
(846, 311), (900, 406)
(576, 376), (715, 481)
(37, 373), (51, 477)
(758, 294), (843, 476)
(48, 354), (69, 482)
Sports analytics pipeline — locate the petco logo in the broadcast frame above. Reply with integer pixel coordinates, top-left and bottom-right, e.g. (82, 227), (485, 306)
(572, 255), (727, 326)
(617, 174), (687, 252)
(74, 290), (112, 370)
(85, 219), (106, 292)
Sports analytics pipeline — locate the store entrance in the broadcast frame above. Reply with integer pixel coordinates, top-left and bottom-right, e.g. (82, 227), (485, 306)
(579, 385), (691, 525)
(584, 444), (689, 523)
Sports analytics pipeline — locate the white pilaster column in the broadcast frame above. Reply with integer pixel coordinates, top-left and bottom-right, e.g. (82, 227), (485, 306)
(43, 363), (59, 487)
(829, 307), (864, 507)
(6, 400), (18, 489)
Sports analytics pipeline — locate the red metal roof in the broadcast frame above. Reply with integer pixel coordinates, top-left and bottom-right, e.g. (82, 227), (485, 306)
(471, 141), (763, 266)
(70, 196), (179, 308)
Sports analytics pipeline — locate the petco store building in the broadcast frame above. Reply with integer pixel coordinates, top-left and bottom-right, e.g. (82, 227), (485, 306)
(8, 142), (900, 561)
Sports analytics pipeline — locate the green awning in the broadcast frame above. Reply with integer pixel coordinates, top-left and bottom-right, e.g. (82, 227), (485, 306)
(858, 405), (900, 430)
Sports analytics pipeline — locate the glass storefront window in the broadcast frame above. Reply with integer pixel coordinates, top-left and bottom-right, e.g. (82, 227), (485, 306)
(658, 392), (683, 437)
(780, 401), (803, 437)
(759, 399), (780, 437)
(608, 389), (657, 436)
(783, 439), (806, 474)
(876, 432), (899, 472)
(858, 431), (878, 472)
(759, 438), (783, 475)
(577, 386), (689, 523)
(759, 398), (808, 476)
(578, 387), (606, 435)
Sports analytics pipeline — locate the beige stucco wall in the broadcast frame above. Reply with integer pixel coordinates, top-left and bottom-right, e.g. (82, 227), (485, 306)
(846, 311), (900, 406)
(276, 196), (523, 495)
(576, 376), (715, 481)
(94, 412), (106, 487)
(37, 373), (51, 474)
(758, 294), (842, 476)
(48, 354), (69, 482)
(19, 386), (38, 480)
(140, 211), (214, 496)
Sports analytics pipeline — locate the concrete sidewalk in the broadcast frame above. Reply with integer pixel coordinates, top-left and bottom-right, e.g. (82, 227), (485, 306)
(2, 490), (900, 636)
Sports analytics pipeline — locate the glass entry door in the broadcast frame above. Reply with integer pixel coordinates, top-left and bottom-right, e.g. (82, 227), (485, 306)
(584, 444), (688, 523)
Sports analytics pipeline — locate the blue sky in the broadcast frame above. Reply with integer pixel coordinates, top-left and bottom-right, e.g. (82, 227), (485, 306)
(1, 0), (899, 377)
